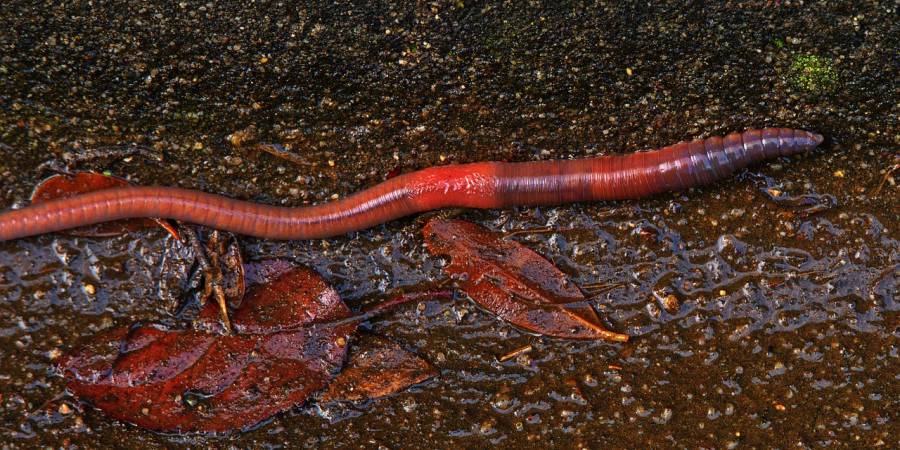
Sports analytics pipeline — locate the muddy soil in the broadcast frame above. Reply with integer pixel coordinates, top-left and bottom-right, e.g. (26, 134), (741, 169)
(1, 1), (897, 448)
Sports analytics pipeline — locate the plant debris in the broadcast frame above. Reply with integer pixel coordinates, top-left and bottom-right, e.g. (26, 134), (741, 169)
(423, 219), (628, 342)
(59, 266), (356, 433)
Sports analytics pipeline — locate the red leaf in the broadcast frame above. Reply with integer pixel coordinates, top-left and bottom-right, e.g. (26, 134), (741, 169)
(243, 259), (296, 286)
(60, 266), (355, 433)
(423, 219), (628, 342)
(318, 334), (437, 403)
(231, 264), (350, 334)
(192, 258), (294, 333)
(31, 171), (178, 238)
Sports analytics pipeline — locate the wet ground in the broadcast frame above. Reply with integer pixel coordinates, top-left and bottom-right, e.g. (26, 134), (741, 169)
(1, 1), (897, 448)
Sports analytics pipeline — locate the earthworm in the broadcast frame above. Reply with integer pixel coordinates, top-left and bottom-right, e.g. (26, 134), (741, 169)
(0, 128), (823, 241)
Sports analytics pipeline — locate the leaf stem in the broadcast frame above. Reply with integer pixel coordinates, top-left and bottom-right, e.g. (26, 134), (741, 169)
(323, 290), (454, 329)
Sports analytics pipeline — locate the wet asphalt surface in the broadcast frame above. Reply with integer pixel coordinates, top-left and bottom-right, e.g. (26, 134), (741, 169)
(0, 1), (897, 448)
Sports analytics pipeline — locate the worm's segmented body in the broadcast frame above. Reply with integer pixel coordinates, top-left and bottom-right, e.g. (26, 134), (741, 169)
(0, 128), (822, 241)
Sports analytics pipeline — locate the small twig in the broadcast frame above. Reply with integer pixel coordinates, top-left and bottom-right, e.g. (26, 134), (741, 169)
(759, 186), (838, 218)
(358, 290), (454, 321)
(594, 206), (636, 220)
(254, 143), (312, 166)
(210, 283), (231, 333)
(582, 282), (624, 294)
(13, 391), (72, 431)
(503, 226), (557, 239)
(314, 290), (454, 331)
(498, 344), (533, 362)
(35, 145), (164, 175)
(871, 163), (898, 196)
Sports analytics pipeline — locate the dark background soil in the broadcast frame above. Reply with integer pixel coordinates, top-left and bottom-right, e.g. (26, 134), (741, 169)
(1, 1), (897, 448)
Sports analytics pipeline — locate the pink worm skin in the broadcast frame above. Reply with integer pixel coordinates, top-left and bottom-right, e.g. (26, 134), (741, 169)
(0, 128), (822, 241)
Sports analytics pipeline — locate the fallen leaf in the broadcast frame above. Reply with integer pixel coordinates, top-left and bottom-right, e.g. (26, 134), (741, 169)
(423, 219), (628, 342)
(319, 334), (437, 403)
(60, 266), (355, 433)
(230, 265), (352, 334)
(31, 171), (178, 238)
(243, 259), (296, 287)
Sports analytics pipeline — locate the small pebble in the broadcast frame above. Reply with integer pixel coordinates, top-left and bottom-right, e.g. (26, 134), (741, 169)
(228, 126), (257, 147)
(58, 403), (72, 415)
(659, 408), (673, 423)
(773, 361), (786, 373)
(662, 294), (679, 313)
(479, 419), (495, 434)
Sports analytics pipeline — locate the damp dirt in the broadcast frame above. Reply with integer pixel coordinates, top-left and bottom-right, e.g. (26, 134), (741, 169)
(0, 1), (897, 448)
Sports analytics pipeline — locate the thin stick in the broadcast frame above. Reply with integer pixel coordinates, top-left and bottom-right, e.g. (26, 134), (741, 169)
(314, 290), (454, 331)
(872, 163), (897, 196)
(498, 344), (533, 362)
(503, 226), (555, 238)
(254, 143), (312, 166)
(35, 145), (163, 175)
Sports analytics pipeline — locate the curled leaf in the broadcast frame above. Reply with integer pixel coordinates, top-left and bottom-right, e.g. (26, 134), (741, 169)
(319, 334), (437, 403)
(423, 219), (628, 342)
(205, 231), (245, 309)
(183, 229), (245, 333)
(31, 171), (178, 238)
(60, 266), (355, 433)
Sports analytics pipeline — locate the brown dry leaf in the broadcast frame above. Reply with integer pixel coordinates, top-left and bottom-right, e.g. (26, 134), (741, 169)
(60, 266), (355, 434)
(319, 334), (437, 403)
(423, 219), (627, 342)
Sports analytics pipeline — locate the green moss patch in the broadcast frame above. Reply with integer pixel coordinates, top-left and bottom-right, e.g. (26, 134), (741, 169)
(788, 54), (838, 94)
